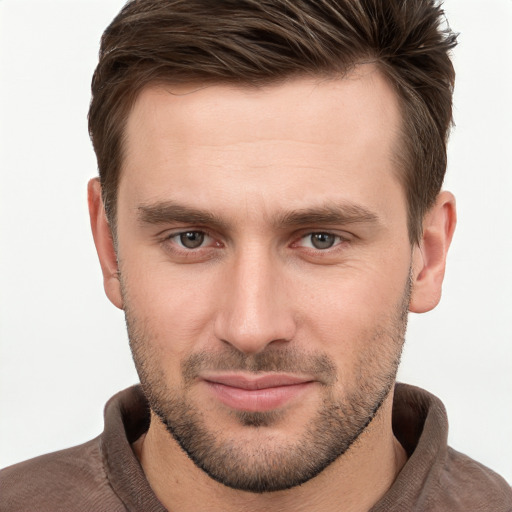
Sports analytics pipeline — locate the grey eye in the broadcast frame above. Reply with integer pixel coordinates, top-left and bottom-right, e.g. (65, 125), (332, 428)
(310, 233), (336, 249)
(179, 231), (205, 249)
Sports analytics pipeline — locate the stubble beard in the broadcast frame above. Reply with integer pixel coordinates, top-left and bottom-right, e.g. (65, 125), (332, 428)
(123, 278), (410, 494)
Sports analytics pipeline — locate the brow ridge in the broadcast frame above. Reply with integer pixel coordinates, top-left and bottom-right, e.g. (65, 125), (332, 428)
(137, 202), (228, 230)
(274, 203), (380, 228)
(137, 200), (380, 230)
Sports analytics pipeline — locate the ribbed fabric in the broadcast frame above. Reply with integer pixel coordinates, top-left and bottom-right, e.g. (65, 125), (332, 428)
(1, 384), (511, 511)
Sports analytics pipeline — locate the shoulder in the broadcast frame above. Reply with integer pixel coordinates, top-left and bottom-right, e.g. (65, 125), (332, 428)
(386, 384), (512, 511)
(432, 447), (512, 511)
(0, 437), (126, 512)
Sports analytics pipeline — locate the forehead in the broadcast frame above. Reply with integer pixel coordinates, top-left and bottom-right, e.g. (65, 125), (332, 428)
(119, 67), (405, 225)
(124, 66), (401, 152)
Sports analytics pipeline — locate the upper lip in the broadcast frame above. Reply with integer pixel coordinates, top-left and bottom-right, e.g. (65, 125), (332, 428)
(201, 373), (314, 390)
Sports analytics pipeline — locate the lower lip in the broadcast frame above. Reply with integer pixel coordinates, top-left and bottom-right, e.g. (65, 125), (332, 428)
(204, 381), (314, 412)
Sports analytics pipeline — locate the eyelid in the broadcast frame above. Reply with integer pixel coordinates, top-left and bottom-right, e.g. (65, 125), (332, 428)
(158, 227), (351, 252)
(292, 230), (350, 247)
(300, 233), (340, 249)
(162, 228), (223, 251)
(176, 231), (210, 249)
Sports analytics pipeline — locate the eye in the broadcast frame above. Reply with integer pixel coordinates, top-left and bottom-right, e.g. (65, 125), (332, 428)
(173, 231), (209, 249)
(299, 232), (341, 250)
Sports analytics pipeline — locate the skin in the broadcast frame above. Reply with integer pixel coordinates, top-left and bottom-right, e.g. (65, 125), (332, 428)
(89, 66), (456, 512)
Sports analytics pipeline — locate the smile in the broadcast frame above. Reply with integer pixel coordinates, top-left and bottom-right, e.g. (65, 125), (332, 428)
(201, 374), (316, 412)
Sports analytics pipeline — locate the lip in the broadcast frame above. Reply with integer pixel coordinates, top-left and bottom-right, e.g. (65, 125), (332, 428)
(201, 373), (316, 412)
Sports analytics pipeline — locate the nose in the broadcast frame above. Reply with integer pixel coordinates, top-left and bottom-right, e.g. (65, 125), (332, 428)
(213, 246), (296, 354)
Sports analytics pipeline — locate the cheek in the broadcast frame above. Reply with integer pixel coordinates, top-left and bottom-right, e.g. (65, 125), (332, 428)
(121, 259), (220, 358)
(295, 256), (410, 359)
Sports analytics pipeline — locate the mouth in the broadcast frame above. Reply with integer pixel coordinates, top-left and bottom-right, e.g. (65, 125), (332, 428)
(201, 373), (316, 412)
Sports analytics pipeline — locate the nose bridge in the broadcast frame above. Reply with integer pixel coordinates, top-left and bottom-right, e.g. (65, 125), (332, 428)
(214, 242), (295, 354)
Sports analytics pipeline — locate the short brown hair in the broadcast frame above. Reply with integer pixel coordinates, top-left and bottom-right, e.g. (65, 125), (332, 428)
(88, 0), (457, 243)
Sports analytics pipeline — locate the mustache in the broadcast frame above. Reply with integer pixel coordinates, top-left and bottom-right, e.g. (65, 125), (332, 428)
(181, 346), (337, 385)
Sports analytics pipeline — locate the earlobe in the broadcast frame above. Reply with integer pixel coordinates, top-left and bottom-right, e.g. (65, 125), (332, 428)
(87, 178), (124, 310)
(409, 191), (457, 313)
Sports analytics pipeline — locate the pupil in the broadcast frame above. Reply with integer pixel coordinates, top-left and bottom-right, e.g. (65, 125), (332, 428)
(312, 233), (335, 249)
(180, 231), (204, 249)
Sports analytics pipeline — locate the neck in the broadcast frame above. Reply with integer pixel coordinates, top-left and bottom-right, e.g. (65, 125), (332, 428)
(134, 391), (406, 512)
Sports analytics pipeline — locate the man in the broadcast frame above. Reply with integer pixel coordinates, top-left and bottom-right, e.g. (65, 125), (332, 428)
(1, 0), (511, 510)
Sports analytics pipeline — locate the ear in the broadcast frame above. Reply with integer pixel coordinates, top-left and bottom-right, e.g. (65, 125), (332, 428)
(409, 191), (457, 313)
(87, 178), (123, 310)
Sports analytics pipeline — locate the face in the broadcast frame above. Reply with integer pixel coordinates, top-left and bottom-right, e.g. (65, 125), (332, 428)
(114, 68), (414, 492)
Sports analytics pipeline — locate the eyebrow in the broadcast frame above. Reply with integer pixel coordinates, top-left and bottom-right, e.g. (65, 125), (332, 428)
(138, 202), (229, 231)
(275, 203), (380, 228)
(137, 200), (381, 230)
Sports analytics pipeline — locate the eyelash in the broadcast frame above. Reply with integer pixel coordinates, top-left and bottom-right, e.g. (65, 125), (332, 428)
(162, 230), (348, 253)
(164, 230), (219, 250)
(294, 232), (346, 250)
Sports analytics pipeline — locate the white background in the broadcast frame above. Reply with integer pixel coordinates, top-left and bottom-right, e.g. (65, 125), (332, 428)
(0, 0), (511, 483)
